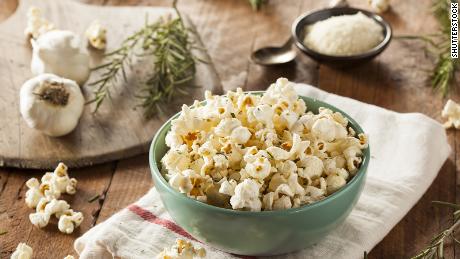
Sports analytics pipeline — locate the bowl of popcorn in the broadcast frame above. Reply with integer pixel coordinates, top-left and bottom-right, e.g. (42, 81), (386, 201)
(149, 78), (370, 256)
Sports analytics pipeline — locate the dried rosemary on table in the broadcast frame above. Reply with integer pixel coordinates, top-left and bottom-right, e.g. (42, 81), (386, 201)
(88, 0), (197, 118)
(397, 0), (458, 96)
(411, 201), (460, 259)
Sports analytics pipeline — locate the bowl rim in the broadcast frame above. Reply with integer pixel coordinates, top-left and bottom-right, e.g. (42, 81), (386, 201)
(291, 7), (393, 61)
(149, 91), (370, 216)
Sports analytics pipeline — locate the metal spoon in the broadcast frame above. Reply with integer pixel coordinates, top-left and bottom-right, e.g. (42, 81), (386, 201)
(250, 37), (296, 66)
(250, 0), (349, 66)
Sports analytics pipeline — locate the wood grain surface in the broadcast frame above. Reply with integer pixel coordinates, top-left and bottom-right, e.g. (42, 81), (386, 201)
(0, 0), (222, 169)
(1, 0), (459, 258)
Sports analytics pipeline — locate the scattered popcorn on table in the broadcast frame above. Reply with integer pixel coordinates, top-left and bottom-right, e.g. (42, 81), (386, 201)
(25, 163), (83, 234)
(156, 239), (206, 259)
(442, 99), (460, 129)
(368, 0), (390, 13)
(24, 6), (55, 39)
(161, 78), (368, 211)
(85, 20), (107, 50)
(63, 256), (75, 259)
(25, 178), (43, 208)
(58, 209), (84, 234)
(11, 243), (33, 259)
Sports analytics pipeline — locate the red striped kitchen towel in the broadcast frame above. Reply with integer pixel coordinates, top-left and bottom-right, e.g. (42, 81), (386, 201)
(74, 84), (451, 259)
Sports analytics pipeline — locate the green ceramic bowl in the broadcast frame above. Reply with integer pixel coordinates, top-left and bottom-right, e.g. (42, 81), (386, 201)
(149, 92), (370, 256)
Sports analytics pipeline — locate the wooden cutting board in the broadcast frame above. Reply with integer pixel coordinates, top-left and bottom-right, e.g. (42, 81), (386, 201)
(0, 0), (222, 169)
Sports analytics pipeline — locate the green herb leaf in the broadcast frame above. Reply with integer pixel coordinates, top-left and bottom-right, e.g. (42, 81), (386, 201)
(89, 0), (198, 118)
(248, 0), (267, 10)
(396, 0), (458, 96)
(87, 194), (100, 203)
(432, 201), (460, 210)
(411, 200), (460, 259)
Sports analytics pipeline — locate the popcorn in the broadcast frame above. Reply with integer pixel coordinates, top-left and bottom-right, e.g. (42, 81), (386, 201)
(161, 78), (367, 211)
(442, 99), (460, 129)
(275, 184), (294, 197)
(11, 243), (33, 259)
(162, 145), (191, 172)
(29, 198), (70, 228)
(262, 192), (276, 210)
(66, 178), (78, 195)
(305, 186), (325, 199)
(312, 118), (347, 142)
(268, 173), (288, 192)
(156, 239), (206, 259)
(219, 178), (237, 196)
(29, 211), (50, 228)
(368, 0), (390, 13)
(44, 199), (71, 215)
(287, 173), (305, 196)
(64, 256), (75, 259)
(85, 20), (107, 50)
(326, 173), (347, 194)
(24, 7), (55, 39)
(273, 195), (292, 210)
(166, 131), (184, 148)
(215, 118), (241, 137)
(230, 179), (262, 211)
(343, 146), (363, 173)
(261, 78), (299, 106)
(25, 178), (43, 208)
(276, 160), (297, 175)
(297, 156), (324, 179)
(230, 126), (251, 144)
(25, 163), (83, 234)
(266, 146), (290, 160)
(267, 133), (309, 160)
(244, 156), (271, 180)
(213, 154), (229, 169)
(248, 104), (275, 129)
(169, 171), (193, 194)
(279, 110), (299, 130)
(35, 163), (78, 199)
(58, 210), (84, 234)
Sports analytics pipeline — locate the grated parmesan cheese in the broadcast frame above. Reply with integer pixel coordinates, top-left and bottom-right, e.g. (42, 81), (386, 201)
(303, 12), (384, 56)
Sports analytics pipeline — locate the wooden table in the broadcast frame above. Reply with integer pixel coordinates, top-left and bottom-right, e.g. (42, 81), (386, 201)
(0, 0), (458, 258)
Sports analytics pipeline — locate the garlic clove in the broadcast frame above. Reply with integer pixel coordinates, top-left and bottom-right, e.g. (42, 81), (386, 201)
(20, 74), (85, 137)
(31, 30), (90, 85)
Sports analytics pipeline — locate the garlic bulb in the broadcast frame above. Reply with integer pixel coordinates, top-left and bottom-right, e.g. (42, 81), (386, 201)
(20, 74), (85, 137)
(31, 30), (90, 85)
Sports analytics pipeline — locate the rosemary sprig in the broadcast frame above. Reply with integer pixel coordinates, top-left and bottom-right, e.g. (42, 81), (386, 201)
(248, 0), (267, 10)
(87, 31), (142, 111)
(397, 0), (457, 96)
(411, 201), (460, 259)
(88, 0), (197, 118)
(138, 4), (196, 118)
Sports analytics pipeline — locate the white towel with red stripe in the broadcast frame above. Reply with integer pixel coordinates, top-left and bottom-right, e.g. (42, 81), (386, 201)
(74, 84), (451, 259)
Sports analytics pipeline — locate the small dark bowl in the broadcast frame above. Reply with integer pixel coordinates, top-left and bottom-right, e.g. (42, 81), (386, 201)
(292, 7), (392, 66)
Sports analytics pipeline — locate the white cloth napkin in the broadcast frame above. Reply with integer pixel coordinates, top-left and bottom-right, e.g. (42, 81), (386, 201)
(74, 84), (451, 259)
